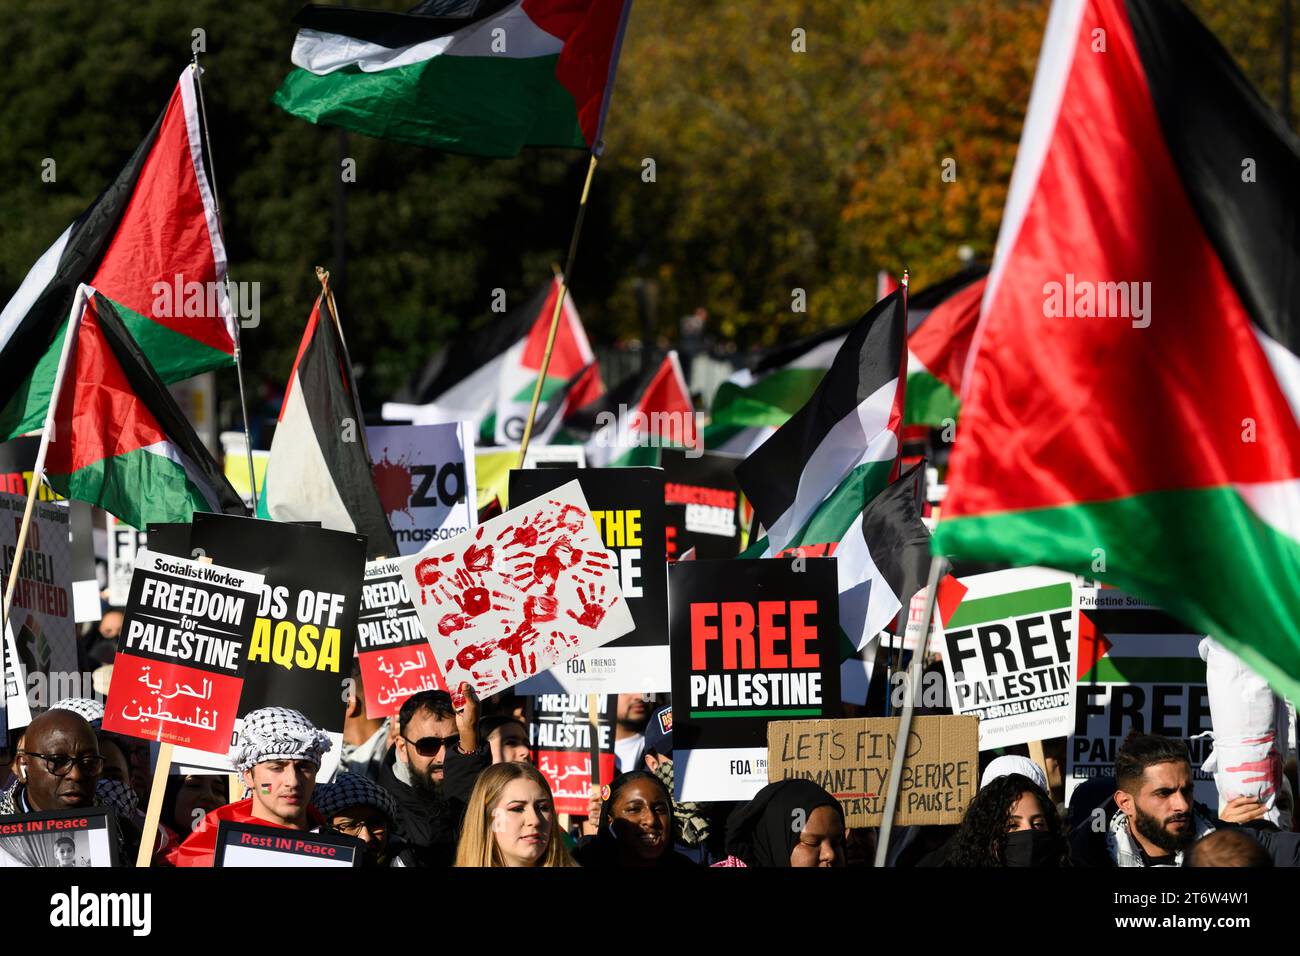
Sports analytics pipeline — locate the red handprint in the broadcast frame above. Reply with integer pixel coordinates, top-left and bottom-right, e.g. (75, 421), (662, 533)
(451, 567), (510, 618)
(413, 554), (458, 605)
(438, 612), (469, 637)
(497, 512), (557, 550)
(463, 539), (494, 573)
(567, 585), (619, 629)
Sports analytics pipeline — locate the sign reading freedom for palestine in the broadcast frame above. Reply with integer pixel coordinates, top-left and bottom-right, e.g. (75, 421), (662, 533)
(670, 558), (841, 802)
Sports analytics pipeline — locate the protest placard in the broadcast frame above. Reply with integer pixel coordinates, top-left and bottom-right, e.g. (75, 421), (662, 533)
(213, 821), (363, 868)
(670, 558), (842, 802)
(766, 715), (979, 826)
(937, 567), (1077, 751)
(398, 480), (634, 698)
(662, 449), (743, 561)
(1067, 587), (1215, 805)
(528, 693), (616, 814)
(368, 423), (477, 556)
(101, 550), (264, 752)
(171, 515), (367, 776)
(107, 515), (147, 607)
(0, 492), (77, 723)
(0, 808), (119, 868)
(357, 558), (446, 716)
(510, 467), (668, 694)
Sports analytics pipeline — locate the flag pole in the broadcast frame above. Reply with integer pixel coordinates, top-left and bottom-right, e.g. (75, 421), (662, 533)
(874, 553), (947, 867)
(516, 147), (602, 468)
(3, 286), (88, 621)
(190, 56), (259, 513)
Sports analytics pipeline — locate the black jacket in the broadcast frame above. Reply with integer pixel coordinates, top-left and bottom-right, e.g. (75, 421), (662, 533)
(376, 743), (490, 867)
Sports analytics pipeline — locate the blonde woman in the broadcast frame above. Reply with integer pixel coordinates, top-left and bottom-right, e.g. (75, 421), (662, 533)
(455, 762), (578, 867)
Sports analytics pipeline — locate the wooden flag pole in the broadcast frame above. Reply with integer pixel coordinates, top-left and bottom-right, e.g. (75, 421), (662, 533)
(516, 148), (601, 468)
(135, 742), (174, 867)
(3, 285), (88, 622)
(190, 56), (260, 514)
(874, 554), (947, 867)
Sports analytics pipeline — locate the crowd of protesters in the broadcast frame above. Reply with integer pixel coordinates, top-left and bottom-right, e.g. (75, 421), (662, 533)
(3, 613), (1299, 868)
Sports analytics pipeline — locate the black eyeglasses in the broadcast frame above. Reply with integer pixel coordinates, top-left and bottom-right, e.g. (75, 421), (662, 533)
(19, 751), (105, 777)
(403, 734), (458, 757)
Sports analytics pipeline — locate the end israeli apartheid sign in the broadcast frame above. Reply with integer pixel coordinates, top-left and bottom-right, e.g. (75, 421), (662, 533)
(1067, 587), (1214, 806)
(357, 558), (446, 718)
(368, 423), (477, 556)
(767, 715), (978, 826)
(938, 567), (1078, 751)
(102, 550), (264, 752)
(670, 558), (841, 802)
(510, 467), (668, 695)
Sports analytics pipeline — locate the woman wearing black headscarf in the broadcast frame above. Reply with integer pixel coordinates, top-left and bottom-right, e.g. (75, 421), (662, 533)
(716, 779), (846, 867)
(572, 770), (698, 868)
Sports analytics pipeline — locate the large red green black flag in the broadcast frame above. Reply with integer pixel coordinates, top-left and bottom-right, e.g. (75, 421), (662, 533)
(273, 0), (633, 157)
(934, 0), (1300, 699)
(45, 290), (246, 527)
(0, 67), (237, 442)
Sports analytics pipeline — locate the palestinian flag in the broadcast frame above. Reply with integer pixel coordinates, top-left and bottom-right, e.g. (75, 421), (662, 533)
(564, 351), (694, 467)
(382, 277), (601, 442)
(44, 289), (245, 527)
(493, 277), (601, 444)
(260, 293), (397, 559)
(904, 266), (988, 428)
(736, 287), (907, 556)
(709, 324), (849, 431)
(273, 0), (632, 157)
(836, 462), (931, 650)
(934, 0), (1300, 700)
(0, 66), (236, 442)
(529, 361), (601, 446)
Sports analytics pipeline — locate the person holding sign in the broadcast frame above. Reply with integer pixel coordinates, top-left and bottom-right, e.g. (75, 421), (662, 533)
(714, 779), (846, 868)
(168, 707), (332, 867)
(572, 771), (697, 868)
(454, 762), (576, 867)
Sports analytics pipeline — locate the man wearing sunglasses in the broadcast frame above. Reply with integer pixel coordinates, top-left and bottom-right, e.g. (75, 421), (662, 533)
(1, 709), (104, 815)
(378, 682), (489, 866)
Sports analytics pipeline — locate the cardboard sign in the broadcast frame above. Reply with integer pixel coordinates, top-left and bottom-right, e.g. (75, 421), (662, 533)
(528, 693), (617, 814)
(670, 558), (842, 802)
(171, 515), (367, 776)
(367, 423), (478, 556)
(510, 468), (668, 694)
(938, 567), (1078, 751)
(107, 515), (147, 607)
(662, 450), (742, 561)
(214, 821), (362, 868)
(101, 550), (264, 751)
(357, 558), (446, 716)
(398, 480), (634, 698)
(766, 715), (979, 826)
(1067, 587), (1215, 805)
(0, 808), (120, 868)
(0, 493), (77, 728)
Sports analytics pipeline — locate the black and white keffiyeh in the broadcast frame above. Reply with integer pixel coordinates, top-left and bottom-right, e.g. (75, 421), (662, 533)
(50, 697), (105, 729)
(229, 707), (332, 775)
(312, 771), (397, 822)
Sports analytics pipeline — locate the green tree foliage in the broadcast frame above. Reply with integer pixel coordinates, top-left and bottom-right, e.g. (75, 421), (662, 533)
(0, 0), (1291, 420)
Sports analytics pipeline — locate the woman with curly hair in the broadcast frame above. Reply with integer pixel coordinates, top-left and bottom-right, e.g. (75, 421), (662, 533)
(939, 773), (1070, 867)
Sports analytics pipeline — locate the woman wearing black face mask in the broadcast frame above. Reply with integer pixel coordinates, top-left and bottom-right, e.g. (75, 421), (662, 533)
(941, 773), (1070, 867)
